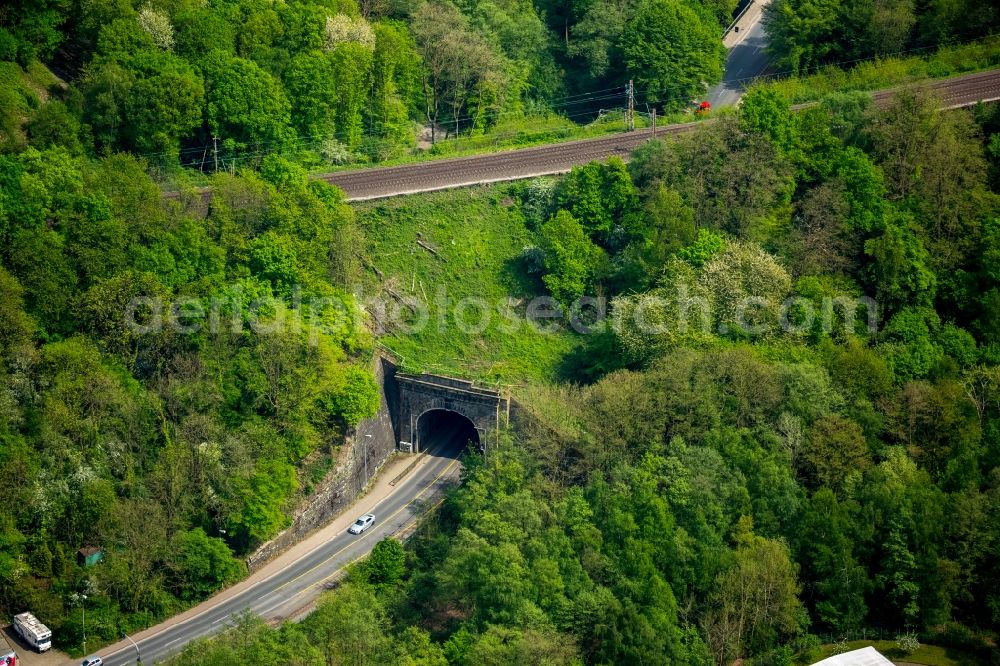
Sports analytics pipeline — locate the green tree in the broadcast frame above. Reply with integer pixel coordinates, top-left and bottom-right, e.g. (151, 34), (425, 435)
(678, 228), (725, 267)
(803, 414), (871, 491)
(168, 528), (243, 600)
(26, 101), (83, 154)
(226, 459), (297, 548)
(364, 538), (406, 586)
(797, 489), (869, 632)
(623, 0), (725, 109)
(865, 218), (936, 312)
(202, 53), (294, 154)
(411, 2), (508, 143)
(324, 365), (380, 429)
(706, 519), (804, 662)
(283, 50), (338, 139)
(329, 43), (374, 148)
(249, 231), (299, 293)
(878, 307), (942, 382)
(764, 0), (844, 74)
(553, 158), (638, 245)
(303, 584), (391, 666)
(81, 50), (204, 161)
(368, 21), (422, 155)
(740, 87), (796, 152)
(172, 7), (236, 60)
(539, 210), (605, 305)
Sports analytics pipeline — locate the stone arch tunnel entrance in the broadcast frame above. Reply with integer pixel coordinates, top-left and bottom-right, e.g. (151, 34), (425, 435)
(416, 409), (481, 456)
(388, 367), (511, 454)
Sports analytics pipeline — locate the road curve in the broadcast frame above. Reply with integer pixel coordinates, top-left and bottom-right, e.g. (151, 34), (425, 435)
(91, 437), (465, 666)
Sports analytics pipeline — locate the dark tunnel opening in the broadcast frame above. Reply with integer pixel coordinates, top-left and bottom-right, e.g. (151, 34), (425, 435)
(416, 409), (480, 457)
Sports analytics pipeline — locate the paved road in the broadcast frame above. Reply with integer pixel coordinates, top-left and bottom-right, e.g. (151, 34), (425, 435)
(91, 431), (467, 665)
(707, 1), (773, 108)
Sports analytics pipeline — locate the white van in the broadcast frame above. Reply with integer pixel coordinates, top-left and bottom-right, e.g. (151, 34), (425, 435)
(13, 613), (51, 652)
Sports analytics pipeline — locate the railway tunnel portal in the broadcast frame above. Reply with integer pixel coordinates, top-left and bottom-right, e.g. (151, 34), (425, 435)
(381, 360), (511, 453)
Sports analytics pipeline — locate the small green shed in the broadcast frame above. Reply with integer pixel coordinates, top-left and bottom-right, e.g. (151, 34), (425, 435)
(77, 546), (104, 567)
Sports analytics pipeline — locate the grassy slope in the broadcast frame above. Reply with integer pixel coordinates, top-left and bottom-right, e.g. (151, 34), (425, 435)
(0, 60), (60, 145)
(797, 640), (988, 666)
(355, 184), (576, 384)
(761, 35), (1000, 103)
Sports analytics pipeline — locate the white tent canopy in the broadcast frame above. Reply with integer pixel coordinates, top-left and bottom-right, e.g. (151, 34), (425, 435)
(811, 647), (896, 666)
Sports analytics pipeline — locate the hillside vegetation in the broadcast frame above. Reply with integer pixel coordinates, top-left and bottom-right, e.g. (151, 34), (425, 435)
(0, 153), (381, 651)
(175, 89), (1000, 665)
(356, 186), (577, 382)
(0, 0), (734, 177)
(4, 0), (1000, 662)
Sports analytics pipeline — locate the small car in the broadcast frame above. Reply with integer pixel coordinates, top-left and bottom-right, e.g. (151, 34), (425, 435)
(348, 513), (375, 534)
(82, 656), (104, 666)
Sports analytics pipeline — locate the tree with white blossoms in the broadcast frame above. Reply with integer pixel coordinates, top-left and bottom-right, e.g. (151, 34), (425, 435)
(611, 258), (715, 365)
(137, 4), (174, 51)
(324, 14), (375, 51)
(698, 241), (792, 336)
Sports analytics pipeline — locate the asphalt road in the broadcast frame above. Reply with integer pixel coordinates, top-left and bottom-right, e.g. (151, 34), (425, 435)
(707, 5), (773, 107)
(92, 430), (467, 666)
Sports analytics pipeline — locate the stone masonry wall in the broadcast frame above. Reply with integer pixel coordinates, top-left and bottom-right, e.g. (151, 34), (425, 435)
(245, 356), (400, 571)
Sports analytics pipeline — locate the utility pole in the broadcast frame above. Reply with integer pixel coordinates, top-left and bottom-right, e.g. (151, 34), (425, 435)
(71, 593), (88, 654)
(626, 80), (635, 131)
(123, 632), (142, 666)
(212, 135), (219, 173)
(651, 108), (657, 138)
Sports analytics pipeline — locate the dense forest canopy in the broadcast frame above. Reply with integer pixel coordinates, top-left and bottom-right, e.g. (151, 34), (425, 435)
(3, 0), (1000, 663)
(764, 0), (999, 74)
(0, 148), (382, 645)
(179, 87), (1000, 664)
(0, 0), (733, 170)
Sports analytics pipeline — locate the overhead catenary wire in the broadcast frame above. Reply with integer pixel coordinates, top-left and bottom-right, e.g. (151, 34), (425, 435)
(146, 31), (1000, 169)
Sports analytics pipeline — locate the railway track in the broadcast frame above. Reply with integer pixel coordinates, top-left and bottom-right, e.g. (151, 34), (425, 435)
(170, 68), (1000, 204)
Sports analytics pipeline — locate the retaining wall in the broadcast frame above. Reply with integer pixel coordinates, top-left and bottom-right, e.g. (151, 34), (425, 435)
(245, 355), (400, 571)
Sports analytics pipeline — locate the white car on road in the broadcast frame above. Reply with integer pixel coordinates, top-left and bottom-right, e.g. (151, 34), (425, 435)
(348, 514), (375, 534)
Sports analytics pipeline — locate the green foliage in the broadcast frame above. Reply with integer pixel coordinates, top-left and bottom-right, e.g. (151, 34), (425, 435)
(865, 220), (937, 312)
(678, 228), (725, 267)
(26, 100), (82, 153)
(4, 4), (1000, 661)
(326, 365), (380, 428)
(283, 50), (339, 139)
(539, 210), (606, 305)
(740, 87), (796, 152)
(623, 0), (726, 110)
(0, 144), (382, 650)
(227, 459), (298, 547)
(803, 414), (870, 490)
(202, 53), (294, 154)
(81, 51), (205, 160)
(168, 528), (244, 600)
(363, 538), (406, 586)
(553, 158), (638, 244)
(764, 0), (997, 75)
